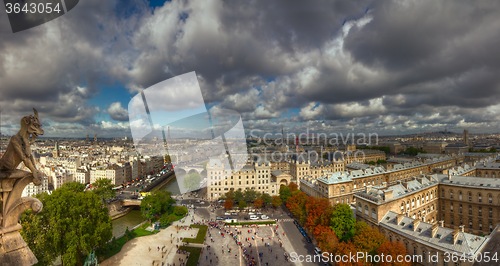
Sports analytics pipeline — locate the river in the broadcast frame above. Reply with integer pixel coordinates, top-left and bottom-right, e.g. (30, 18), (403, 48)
(111, 177), (180, 237)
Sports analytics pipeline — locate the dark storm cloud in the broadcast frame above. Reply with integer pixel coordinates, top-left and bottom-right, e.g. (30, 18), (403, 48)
(3, 0), (500, 136)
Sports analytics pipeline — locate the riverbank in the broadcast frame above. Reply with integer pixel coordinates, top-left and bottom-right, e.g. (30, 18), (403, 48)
(110, 207), (131, 220)
(151, 172), (176, 192)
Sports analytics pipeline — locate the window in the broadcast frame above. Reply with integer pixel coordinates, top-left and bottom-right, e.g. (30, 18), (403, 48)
(479, 207), (482, 216)
(478, 193), (482, 203)
(459, 204), (462, 214)
(459, 191), (462, 201)
(468, 192), (472, 202)
(468, 205), (472, 215)
(488, 194), (493, 204)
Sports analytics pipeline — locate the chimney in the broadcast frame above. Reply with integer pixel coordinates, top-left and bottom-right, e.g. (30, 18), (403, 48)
(459, 225), (465, 232)
(439, 220), (444, 227)
(413, 219), (420, 231)
(397, 213), (405, 225)
(384, 190), (393, 201)
(431, 223), (439, 238)
(448, 171), (452, 180)
(452, 228), (460, 244)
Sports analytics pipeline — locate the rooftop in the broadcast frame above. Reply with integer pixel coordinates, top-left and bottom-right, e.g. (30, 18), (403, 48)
(356, 175), (439, 204)
(380, 211), (491, 256)
(438, 174), (500, 189)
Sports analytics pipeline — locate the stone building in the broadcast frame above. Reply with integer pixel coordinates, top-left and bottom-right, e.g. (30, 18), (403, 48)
(355, 175), (439, 226)
(379, 211), (495, 266)
(438, 174), (500, 235)
(206, 159), (289, 200)
(300, 156), (460, 205)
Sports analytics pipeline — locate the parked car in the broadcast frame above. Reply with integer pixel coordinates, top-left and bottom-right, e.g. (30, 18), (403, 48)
(261, 215), (269, 220)
(314, 247), (322, 255)
(249, 215), (259, 220)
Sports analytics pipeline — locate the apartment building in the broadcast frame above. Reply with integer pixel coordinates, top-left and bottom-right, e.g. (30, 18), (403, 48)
(206, 159), (288, 200)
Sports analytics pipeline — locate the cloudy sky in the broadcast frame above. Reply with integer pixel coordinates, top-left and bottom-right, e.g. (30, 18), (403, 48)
(1, 0), (500, 138)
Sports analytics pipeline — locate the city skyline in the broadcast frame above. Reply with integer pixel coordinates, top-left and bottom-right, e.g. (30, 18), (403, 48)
(1, 1), (500, 138)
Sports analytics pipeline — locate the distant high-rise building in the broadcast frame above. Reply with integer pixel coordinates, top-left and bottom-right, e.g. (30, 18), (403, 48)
(463, 129), (469, 146)
(86, 134), (89, 142)
(94, 134), (97, 142)
(53, 141), (59, 158)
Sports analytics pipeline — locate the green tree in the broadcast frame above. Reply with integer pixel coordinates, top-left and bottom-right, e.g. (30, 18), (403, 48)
(225, 190), (235, 200)
(260, 193), (272, 206)
(91, 178), (115, 201)
(243, 189), (259, 203)
(279, 185), (292, 203)
(21, 182), (112, 266)
(173, 205), (188, 217)
(238, 200), (247, 210)
(140, 190), (175, 221)
(234, 189), (244, 203)
(330, 204), (356, 242)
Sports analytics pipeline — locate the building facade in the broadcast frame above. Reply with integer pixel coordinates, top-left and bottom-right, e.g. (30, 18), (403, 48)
(206, 159), (289, 200)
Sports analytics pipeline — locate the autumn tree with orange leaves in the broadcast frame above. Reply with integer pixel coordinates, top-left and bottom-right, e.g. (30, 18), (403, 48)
(286, 191), (308, 223)
(352, 221), (386, 254)
(334, 241), (364, 266)
(304, 197), (332, 231)
(224, 198), (234, 210)
(253, 198), (264, 209)
(313, 225), (338, 253)
(375, 241), (410, 266)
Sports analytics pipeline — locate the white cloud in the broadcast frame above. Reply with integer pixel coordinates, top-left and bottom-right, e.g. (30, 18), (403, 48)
(107, 102), (129, 121)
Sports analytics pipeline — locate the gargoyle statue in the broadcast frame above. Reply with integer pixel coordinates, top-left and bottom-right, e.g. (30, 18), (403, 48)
(0, 108), (44, 185)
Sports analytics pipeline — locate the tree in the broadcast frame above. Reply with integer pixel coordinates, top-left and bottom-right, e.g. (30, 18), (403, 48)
(21, 182), (112, 266)
(271, 195), (282, 208)
(244, 189), (259, 203)
(304, 197), (332, 231)
(313, 225), (338, 254)
(234, 189), (244, 203)
(224, 198), (234, 210)
(279, 185), (292, 203)
(225, 190), (235, 200)
(140, 190), (175, 221)
(238, 200), (247, 210)
(286, 191), (307, 223)
(330, 204), (356, 242)
(91, 178), (115, 201)
(288, 182), (298, 192)
(352, 221), (386, 253)
(334, 242), (363, 266)
(376, 241), (410, 266)
(260, 193), (272, 206)
(173, 205), (188, 217)
(253, 198), (264, 209)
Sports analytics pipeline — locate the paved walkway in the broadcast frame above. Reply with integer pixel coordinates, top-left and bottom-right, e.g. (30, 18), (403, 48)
(101, 209), (203, 266)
